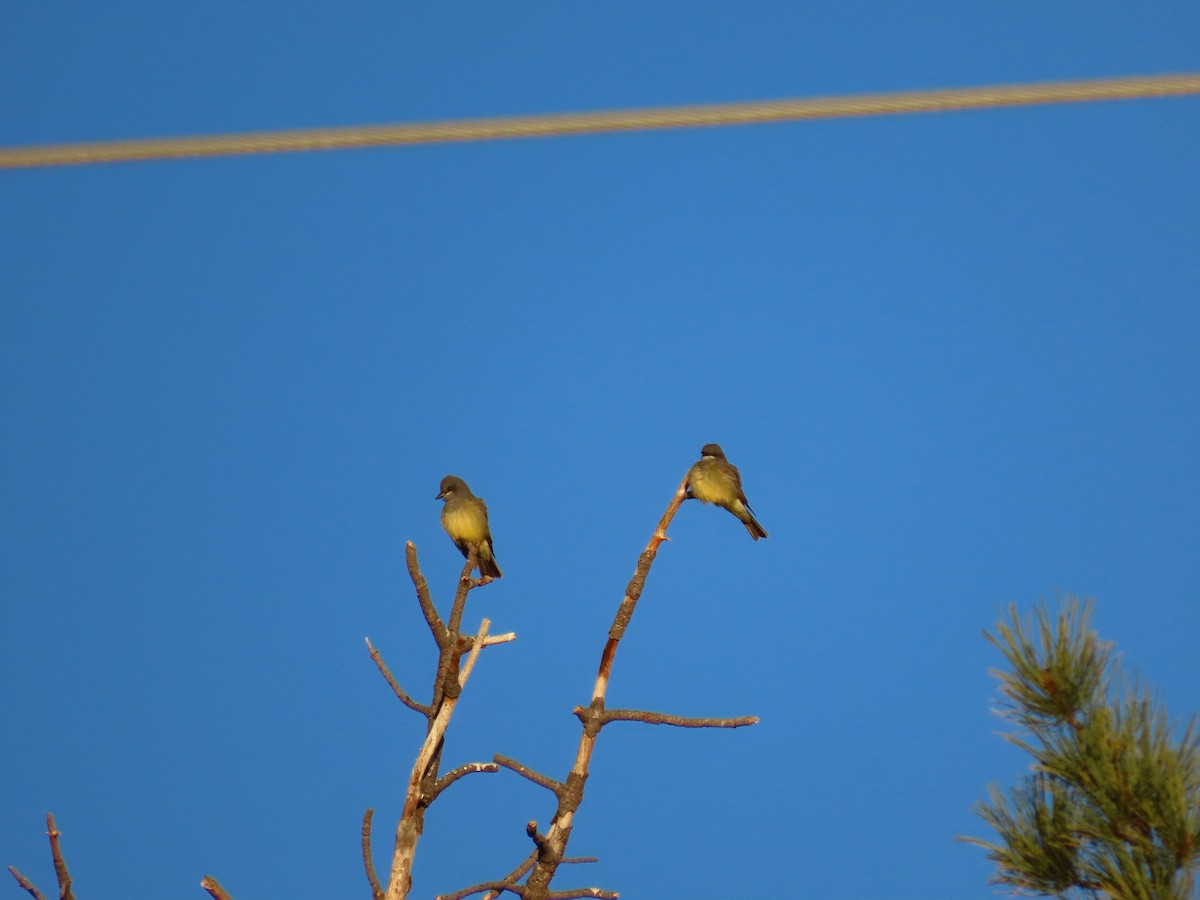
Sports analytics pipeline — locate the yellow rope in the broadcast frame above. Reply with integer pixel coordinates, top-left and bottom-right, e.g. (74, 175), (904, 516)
(2, 72), (1198, 170)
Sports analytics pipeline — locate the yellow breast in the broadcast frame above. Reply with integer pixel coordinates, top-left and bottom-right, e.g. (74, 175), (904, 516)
(689, 462), (737, 505)
(442, 504), (489, 543)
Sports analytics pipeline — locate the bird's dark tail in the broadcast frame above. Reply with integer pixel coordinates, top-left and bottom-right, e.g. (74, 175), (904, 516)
(479, 546), (503, 579)
(743, 514), (768, 541)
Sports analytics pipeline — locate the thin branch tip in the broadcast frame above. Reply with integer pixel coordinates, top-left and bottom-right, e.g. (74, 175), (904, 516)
(8, 866), (49, 900)
(367, 639), (431, 715)
(495, 754), (564, 795)
(200, 875), (235, 900)
(361, 808), (384, 900)
(608, 708), (759, 729)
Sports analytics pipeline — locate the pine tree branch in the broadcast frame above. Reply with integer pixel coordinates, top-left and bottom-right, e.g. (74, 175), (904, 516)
(968, 596), (1200, 897)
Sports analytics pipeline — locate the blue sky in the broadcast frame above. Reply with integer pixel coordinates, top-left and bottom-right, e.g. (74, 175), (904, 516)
(3, 5), (1199, 899)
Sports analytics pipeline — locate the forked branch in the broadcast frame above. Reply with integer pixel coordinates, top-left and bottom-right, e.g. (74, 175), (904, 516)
(7, 814), (75, 900)
(372, 543), (511, 900)
(461, 470), (758, 900)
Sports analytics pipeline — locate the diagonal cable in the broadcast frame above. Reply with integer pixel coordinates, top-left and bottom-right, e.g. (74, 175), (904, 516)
(1, 72), (1198, 170)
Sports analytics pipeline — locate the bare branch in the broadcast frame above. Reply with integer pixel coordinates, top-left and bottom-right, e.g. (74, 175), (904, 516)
(438, 853), (596, 900)
(593, 474), (690, 703)
(456, 630), (517, 654)
(494, 755), (564, 797)
(447, 552), (477, 637)
(387, 619), (494, 899)
(481, 631), (517, 647)
(426, 762), (500, 805)
(381, 534), (518, 899)
(454, 881), (612, 900)
(362, 809), (384, 900)
(200, 875), (235, 900)
(45, 815), (74, 900)
(479, 852), (537, 900)
(458, 618), (491, 688)
(446, 469), (756, 900)
(8, 867), (49, 900)
(526, 821), (550, 856)
(432, 554), (479, 711)
(585, 707), (759, 729)
(405, 541), (445, 641)
(366, 638), (431, 715)
(437, 880), (525, 900)
(518, 471), (757, 899)
(515, 476), (691, 899)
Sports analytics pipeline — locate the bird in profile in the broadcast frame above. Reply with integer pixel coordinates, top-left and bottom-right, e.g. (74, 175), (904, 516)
(685, 443), (768, 540)
(436, 475), (503, 578)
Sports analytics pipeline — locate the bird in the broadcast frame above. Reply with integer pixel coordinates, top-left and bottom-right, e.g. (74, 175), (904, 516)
(436, 475), (503, 578)
(685, 443), (768, 540)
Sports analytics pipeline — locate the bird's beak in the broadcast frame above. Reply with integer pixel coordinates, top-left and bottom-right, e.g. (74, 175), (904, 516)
(435, 491), (444, 500)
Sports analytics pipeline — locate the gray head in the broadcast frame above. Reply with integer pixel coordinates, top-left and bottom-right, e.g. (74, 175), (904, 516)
(699, 443), (726, 460)
(437, 475), (471, 500)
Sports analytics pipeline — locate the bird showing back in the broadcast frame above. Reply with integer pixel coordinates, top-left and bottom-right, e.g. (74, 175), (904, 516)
(436, 475), (503, 578)
(685, 443), (768, 540)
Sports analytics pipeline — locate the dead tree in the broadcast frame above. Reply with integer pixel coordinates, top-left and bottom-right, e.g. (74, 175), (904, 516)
(364, 543), (515, 900)
(10, 474), (755, 900)
(8, 544), (511, 900)
(438, 474), (759, 900)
